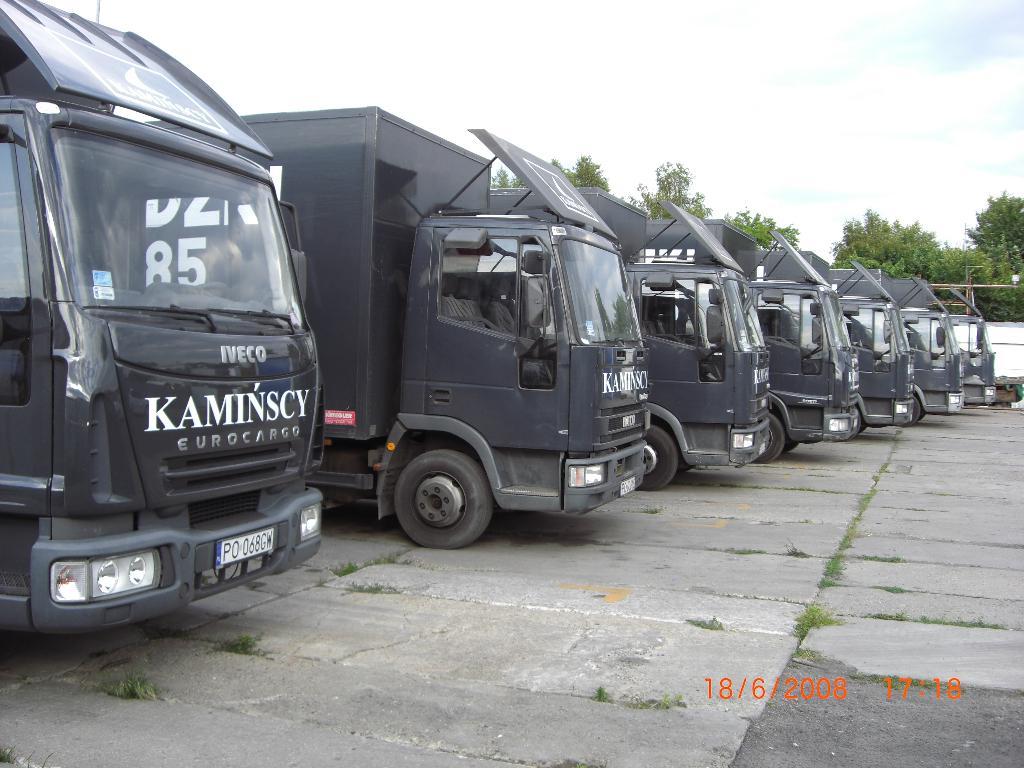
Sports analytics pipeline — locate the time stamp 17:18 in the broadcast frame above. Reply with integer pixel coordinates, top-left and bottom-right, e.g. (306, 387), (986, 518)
(705, 677), (963, 701)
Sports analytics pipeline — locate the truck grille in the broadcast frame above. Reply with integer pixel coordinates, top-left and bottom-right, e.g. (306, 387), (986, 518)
(0, 570), (29, 596)
(598, 403), (645, 446)
(189, 490), (261, 527)
(163, 443), (295, 495)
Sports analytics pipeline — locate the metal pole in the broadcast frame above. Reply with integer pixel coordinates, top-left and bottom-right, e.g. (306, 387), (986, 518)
(95, 0), (101, 23)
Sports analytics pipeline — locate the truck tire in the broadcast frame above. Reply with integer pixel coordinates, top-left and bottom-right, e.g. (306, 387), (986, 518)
(911, 397), (925, 424)
(394, 450), (493, 549)
(755, 413), (786, 463)
(640, 425), (679, 491)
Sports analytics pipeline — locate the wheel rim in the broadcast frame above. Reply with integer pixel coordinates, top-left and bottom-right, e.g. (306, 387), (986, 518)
(413, 473), (465, 528)
(643, 444), (658, 475)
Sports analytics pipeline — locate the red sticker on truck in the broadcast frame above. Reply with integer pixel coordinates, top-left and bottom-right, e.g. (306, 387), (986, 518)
(325, 409), (356, 426)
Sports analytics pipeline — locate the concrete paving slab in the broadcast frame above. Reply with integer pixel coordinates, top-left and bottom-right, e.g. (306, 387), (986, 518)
(859, 504), (1024, 547)
(402, 539), (828, 603)
(675, 466), (874, 495)
(848, 535), (1024, 570)
(820, 585), (1024, 630)
(609, 488), (860, 525)
(876, 473), (1015, 499)
(804, 617), (1024, 691)
(0, 680), (519, 768)
(842, 559), (1024, 601)
(0, 626), (145, 683)
(333, 564), (803, 634)
(184, 589), (796, 717)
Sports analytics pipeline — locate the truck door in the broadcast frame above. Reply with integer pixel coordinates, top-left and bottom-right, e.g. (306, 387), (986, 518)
(427, 230), (566, 451)
(0, 115), (52, 519)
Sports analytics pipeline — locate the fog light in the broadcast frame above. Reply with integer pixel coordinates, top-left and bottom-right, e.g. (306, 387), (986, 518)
(732, 433), (754, 449)
(568, 464), (605, 488)
(51, 561), (88, 603)
(96, 560), (118, 594)
(300, 503), (322, 541)
(828, 418), (850, 432)
(895, 402), (909, 414)
(949, 393), (961, 407)
(128, 556), (148, 586)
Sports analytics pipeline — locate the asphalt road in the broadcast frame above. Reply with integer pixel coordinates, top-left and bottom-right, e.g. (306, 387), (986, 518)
(1, 409), (1021, 767)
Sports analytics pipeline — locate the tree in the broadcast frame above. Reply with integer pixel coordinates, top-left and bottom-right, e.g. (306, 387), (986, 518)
(727, 210), (800, 249)
(552, 155), (610, 191)
(630, 162), (711, 220)
(831, 210), (944, 277)
(491, 165), (525, 189)
(969, 192), (1024, 273)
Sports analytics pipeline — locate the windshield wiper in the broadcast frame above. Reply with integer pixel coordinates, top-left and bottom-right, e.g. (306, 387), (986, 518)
(88, 304), (219, 331)
(208, 308), (296, 332)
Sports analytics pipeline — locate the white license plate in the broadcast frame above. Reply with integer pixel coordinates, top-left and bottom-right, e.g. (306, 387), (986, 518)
(620, 476), (638, 496)
(216, 526), (275, 568)
(621, 413), (637, 429)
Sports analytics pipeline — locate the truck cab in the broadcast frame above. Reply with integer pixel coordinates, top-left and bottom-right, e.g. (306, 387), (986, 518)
(0, 4), (322, 632)
(945, 288), (996, 405)
(247, 112), (648, 549)
(730, 232), (858, 461)
(572, 192), (769, 490)
(885, 277), (964, 421)
(831, 262), (915, 428)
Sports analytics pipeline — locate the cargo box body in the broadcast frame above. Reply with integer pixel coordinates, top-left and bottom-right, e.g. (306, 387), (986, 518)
(246, 109), (489, 441)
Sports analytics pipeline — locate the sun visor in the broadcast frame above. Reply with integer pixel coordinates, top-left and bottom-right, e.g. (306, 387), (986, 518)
(658, 202), (743, 273)
(469, 129), (614, 238)
(0, 0), (271, 157)
(770, 230), (828, 286)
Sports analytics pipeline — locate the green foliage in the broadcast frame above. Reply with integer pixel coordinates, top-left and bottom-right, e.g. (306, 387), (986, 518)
(832, 207), (1024, 321)
(631, 162), (711, 220)
(491, 164), (526, 189)
(0, 746), (16, 763)
(102, 673), (159, 700)
(794, 604), (841, 642)
(216, 634), (262, 655)
(553, 155), (610, 191)
(727, 209), (799, 249)
(593, 686), (611, 703)
(687, 617), (724, 631)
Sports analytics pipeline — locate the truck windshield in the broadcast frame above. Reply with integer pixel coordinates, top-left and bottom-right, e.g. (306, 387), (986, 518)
(52, 131), (302, 323)
(560, 239), (640, 344)
(723, 279), (764, 351)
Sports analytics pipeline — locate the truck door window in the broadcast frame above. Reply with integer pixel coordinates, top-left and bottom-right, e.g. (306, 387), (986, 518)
(439, 236), (518, 335)
(756, 296), (800, 346)
(518, 240), (556, 389)
(640, 278), (699, 346)
(0, 143), (30, 405)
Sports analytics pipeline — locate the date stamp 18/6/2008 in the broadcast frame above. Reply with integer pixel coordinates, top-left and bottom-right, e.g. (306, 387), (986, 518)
(705, 677), (963, 701)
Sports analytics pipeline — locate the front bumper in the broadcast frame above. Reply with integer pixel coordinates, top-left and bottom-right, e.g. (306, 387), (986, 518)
(923, 390), (963, 415)
(963, 382), (996, 405)
(729, 417), (771, 465)
(7, 487), (322, 633)
(822, 407), (858, 442)
(563, 440), (646, 513)
(860, 396), (915, 427)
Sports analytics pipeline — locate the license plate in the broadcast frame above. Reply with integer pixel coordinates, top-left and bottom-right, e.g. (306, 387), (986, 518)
(620, 475), (638, 496)
(621, 413), (637, 429)
(216, 526), (275, 568)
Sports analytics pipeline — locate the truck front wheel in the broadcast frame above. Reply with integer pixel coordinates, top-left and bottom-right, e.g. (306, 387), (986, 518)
(755, 413), (786, 463)
(394, 450), (494, 549)
(640, 425), (679, 491)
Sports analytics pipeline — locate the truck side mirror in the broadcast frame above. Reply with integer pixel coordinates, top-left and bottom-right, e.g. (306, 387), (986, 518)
(935, 326), (946, 347)
(708, 287), (723, 306)
(809, 301), (822, 316)
(706, 305), (725, 346)
(0, 349), (25, 403)
(445, 227), (489, 250)
(523, 274), (550, 330)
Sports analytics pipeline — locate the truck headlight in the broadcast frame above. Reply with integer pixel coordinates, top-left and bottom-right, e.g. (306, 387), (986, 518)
(732, 433), (754, 449)
(51, 550), (159, 603)
(828, 417), (850, 432)
(568, 464), (605, 487)
(300, 503), (322, 541)
(949, 393), (961, 406)
(895, 402), (909, 414)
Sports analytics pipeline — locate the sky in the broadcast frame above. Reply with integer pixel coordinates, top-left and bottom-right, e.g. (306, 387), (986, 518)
(43, 0), (1024, 259)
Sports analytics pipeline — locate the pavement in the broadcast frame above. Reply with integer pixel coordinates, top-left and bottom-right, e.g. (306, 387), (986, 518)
(1, 408), (1022, 767)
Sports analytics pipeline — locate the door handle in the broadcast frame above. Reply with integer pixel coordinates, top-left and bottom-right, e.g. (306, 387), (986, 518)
(430, 388), (451, 404)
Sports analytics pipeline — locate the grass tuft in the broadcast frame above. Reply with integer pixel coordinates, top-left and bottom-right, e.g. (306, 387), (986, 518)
(873, 585), (909, 593)
(624, 693), (686, 710)
(593, 686), (611, 703)
(347, 583), (399, 594)
(818, 577), (839, 589)
(687, 617), (724, 631)
(724, 548), (767, 555)
(216, 634), (262, 656)
(785, 543), (811, 558)
(916, 616), (1005, 630)
(794, 604), (842, 642)
(632, 507), (662, 515)
(332, 553), (400, 578)
(860, 555), (905, 563)
(793, 648), (824, 662)
(867, 612), (908, 621)
(0, 746), (15, 764)
(102, 672), (159, 701)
